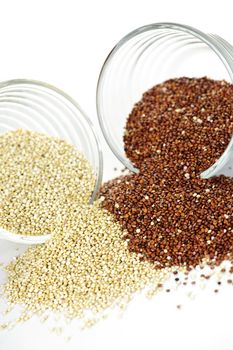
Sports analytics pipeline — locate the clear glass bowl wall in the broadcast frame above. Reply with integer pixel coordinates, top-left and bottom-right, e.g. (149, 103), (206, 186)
(0, 79), (103, 203)
(97, 22), (233, 175)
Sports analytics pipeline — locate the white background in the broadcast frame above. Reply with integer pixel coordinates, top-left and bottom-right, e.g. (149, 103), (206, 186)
(0, 0), (233, 349)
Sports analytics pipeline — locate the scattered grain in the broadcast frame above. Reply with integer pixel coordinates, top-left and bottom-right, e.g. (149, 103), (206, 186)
(3, 203), (169, 322)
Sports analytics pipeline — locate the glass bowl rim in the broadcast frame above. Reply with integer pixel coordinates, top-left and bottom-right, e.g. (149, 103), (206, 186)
(0, 78), (103, 244)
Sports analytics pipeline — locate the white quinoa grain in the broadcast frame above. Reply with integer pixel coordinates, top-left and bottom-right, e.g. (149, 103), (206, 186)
(3, 202), (168, 322)
(0, 129), (95, 236)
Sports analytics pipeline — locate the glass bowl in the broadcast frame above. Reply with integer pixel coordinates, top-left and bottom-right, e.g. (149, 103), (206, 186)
(0, 79), (103, 244)
(96, 22), (233, 176)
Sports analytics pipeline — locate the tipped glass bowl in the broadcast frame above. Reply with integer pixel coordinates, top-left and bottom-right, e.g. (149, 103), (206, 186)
(0, 79), (103, 244)
(97, 22), (233, 177)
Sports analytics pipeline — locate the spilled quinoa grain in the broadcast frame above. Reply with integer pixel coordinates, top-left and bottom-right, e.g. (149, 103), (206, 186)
(101, 173), (233, 268)
(2, 203), (169, 323)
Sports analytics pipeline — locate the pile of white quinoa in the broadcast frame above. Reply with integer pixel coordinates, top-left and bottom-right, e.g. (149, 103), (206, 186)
(0, 129), (169, 328)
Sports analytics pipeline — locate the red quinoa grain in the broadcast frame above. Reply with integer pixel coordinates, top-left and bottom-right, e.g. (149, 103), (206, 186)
(101, 172), (233, 268)
(101, 77), (233, 270)
(124, 77), (233, 174)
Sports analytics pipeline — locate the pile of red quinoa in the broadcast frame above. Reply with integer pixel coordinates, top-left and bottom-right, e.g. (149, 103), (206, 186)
(101, 77), (233, 269)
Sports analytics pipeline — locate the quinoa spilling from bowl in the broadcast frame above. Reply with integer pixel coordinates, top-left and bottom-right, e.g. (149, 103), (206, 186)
(101, 77), (233, 269)
(0, 129), (95, 236)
